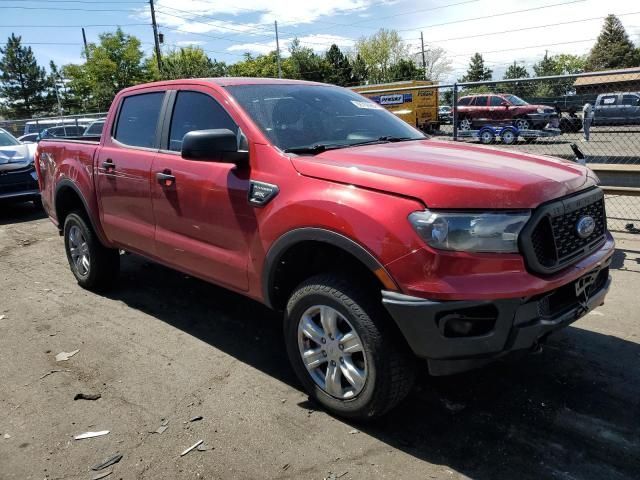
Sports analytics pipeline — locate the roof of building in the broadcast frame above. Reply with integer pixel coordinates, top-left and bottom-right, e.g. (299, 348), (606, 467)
(574, 68), (640, 87)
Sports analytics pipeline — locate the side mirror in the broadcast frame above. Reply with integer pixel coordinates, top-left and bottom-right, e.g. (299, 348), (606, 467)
(181, 129), (248, 167)
(501, 101), (509, 107)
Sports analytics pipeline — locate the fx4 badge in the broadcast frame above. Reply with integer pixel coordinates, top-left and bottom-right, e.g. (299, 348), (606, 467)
(248, 180), (279, 207)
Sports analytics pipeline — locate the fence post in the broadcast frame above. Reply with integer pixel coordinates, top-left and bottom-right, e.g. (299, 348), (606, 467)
(452, 83), (458, 141)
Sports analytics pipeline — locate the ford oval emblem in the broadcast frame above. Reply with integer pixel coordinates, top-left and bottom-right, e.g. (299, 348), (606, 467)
(576, 216), (595, 239)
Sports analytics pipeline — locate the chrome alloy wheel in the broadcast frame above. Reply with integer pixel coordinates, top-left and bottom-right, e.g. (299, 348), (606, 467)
(459, 117), (472, 131)
(297, 305), (368, 399)
(68, 225), (90, 277)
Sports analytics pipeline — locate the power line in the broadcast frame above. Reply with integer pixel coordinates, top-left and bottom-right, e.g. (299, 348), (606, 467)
(396, 0), (587, 32)
(0, 5), (138, 12)
(0, 23), (149, 27)
(425, 11), (640, 44)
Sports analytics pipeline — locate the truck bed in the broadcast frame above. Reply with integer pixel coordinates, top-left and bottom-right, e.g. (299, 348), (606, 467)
(36, 137), (102, 226)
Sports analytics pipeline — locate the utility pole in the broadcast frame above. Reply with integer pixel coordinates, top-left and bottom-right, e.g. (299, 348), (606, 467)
(274, 21), (282, 79)
(81, 28), (89, 59)
(420, 31), (427, 80)
(149, 0), (162, 71)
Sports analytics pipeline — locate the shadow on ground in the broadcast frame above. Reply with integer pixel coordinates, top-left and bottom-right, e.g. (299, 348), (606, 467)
(0, 201), (46, 226)
(107, 255), (640, 480)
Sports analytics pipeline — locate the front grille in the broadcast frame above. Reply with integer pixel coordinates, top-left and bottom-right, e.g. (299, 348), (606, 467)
(522, 188), (607, 274)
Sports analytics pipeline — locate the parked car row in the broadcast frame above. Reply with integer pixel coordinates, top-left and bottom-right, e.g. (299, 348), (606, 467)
(0, 128), (40, 206)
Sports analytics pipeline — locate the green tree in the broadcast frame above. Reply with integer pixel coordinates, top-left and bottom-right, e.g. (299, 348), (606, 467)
(355, 29), (407, 83)
(227, 51), (294, 78)
(148, 47), (227, 80)
(351, 54), (368, 85)
(586, 14), (640, 71)
(460, 53), (492, 82)
(288, 38), (329, 82)
(502, 61), (531, 97)
(388, 58), (422, 81)
(324, 44), (352, 86)
(64, 28), (150, 111)
(0, 33), (52, 117)
(532, 52), (586, 96)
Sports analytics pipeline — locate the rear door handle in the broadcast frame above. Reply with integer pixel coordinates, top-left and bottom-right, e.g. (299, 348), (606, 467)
(156, 170), (175, 187)
(102, 159), (115, 171)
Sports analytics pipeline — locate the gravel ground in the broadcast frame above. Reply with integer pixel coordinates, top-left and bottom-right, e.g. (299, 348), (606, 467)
(1, 203), (639, 480)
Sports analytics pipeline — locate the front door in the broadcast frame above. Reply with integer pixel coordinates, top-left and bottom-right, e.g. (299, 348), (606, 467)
(96, 90), (165, 253)
(151, 89), (252, 291)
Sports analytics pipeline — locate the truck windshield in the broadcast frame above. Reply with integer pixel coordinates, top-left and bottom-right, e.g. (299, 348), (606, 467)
(503, 95), (528, 106)
(0, 129), (20, 147)
(226, 84), (425, 152)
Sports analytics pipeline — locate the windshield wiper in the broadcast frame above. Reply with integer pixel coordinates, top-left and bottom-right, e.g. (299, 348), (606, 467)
(283, 136), (424, 154)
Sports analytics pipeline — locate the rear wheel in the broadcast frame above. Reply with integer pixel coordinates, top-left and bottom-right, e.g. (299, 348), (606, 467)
(458, 117), (473, 131)
(480, 130), (495, 144)
(63, 211), (119, 290)
(285, 274), (415, 420)
(501, 129), (517, 145)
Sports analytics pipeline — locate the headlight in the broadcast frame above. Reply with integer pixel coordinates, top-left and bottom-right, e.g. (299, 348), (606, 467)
(408, 210), (530, 253)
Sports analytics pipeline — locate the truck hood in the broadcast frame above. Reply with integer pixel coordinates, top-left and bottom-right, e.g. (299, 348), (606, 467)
(290, 139), (598, 209)
(0, 143), (35, 172)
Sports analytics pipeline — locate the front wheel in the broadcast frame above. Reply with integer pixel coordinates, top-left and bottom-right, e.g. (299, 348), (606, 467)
(513, 117), (531, 130)
(284, 274), (415, 420)
(63, 211), (119, 290)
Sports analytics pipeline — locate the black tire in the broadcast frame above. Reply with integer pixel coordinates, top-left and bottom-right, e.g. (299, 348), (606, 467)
(284, 274), (415, 420)
(63, 210), (119, 290)
(513, 117), (531, 130)
(458, 116), (473, 131)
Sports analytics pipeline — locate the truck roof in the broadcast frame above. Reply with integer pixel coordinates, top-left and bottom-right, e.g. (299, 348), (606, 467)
(118, 77), (327, 95)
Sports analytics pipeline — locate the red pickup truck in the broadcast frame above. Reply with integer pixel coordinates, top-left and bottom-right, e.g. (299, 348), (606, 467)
(36, 78), (613, 419)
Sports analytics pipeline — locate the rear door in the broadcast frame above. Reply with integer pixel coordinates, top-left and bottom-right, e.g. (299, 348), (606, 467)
(96, 90), (166, 253)
(621, 93), (640, 125)
(595, 94), (618, 125)
(150, 88), (252, 291)
(470, 95), (489, 125)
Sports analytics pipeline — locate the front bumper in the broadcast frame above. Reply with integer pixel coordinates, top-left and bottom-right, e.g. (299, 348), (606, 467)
(382, 257), (611, 376)
(0, 165), (40, 201)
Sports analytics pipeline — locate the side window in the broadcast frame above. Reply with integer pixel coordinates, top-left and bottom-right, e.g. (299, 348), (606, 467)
(114, 92), (164, 148)
(622, 94), (639, 106)
(600, 95), (617, 106)
(457, 97), (471, 106)
(168, 91), (238, 152)
(489, 96), (504, 106)
(474, 96), (488, 106)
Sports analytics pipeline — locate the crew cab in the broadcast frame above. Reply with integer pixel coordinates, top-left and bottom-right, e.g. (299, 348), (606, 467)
(35, 78), (614, 419)
(593, 92), (640, 126)
(456, 93), (557, 130)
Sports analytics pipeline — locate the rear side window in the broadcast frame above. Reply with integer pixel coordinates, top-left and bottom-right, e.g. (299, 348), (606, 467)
(622, 94), (639, 106)
(600, 95), (617, 106)
(114, 92), (164, 148)
(168, 91), (237, 152)
(474, 96), (488, 106)
(457, 97), (471, 106)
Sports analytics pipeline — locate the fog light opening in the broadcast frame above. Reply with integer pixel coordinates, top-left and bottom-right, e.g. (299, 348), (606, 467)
(437, 305), (498, 338)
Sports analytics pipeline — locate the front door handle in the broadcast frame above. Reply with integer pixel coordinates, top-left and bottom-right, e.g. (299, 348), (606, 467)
(156, 170), (175, 187)
(102, 158), (115, 171)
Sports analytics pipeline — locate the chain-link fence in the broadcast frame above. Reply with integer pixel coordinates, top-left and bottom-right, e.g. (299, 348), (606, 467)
(427, 68), (640, 233)
(0, 112), (107, 139)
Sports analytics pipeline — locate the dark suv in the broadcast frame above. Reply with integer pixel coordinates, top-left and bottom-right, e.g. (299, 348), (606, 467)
(456, 94), (557, 131)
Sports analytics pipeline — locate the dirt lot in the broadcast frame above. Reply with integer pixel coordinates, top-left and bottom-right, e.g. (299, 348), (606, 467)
(1, 203), (639, 480)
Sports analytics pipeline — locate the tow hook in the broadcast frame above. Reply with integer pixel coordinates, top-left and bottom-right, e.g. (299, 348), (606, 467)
(531, 342), (544, 355)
